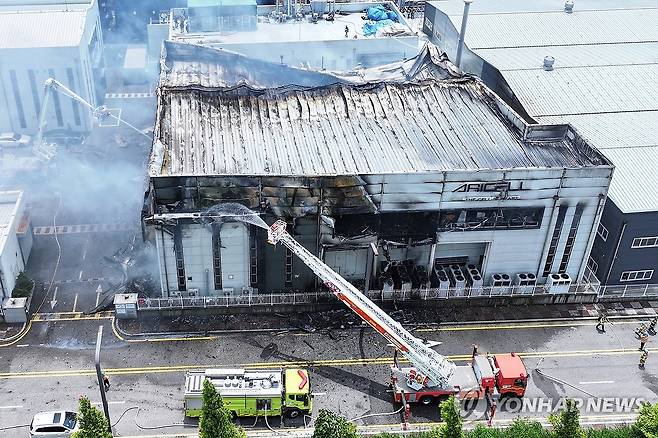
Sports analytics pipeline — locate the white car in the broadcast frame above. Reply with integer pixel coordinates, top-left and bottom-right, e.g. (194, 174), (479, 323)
(0, 132), (31, 148)
(29, 411), (79, 437)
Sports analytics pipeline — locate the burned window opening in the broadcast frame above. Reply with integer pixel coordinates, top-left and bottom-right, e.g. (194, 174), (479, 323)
(438, 207), (543, 232)
(543, 206), (568, 277)
(559, 205), (584, 273)
(173, 225), (187, 291)
(211, 223), (222, 290)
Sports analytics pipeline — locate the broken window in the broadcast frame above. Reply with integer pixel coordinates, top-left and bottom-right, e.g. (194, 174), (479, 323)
(173, 225), (187, 291)
(438, 207), (543, 232)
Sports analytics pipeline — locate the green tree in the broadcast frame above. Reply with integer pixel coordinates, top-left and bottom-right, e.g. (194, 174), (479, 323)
(199, 378), (245, 438)
(468, 424), (503, 438)
(635, 402), (658, 438)
(549, 399), (585, 438)
(439, 396), (464, 438)
(71, 396), (112, 438)
(312, 409), (358, 438)
(504, 419), (551, 438)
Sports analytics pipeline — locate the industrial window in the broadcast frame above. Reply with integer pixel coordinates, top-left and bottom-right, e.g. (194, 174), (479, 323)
(542, 205), (568, 277)
(587, 257), (599, 274)
(173, 226), (187, 291)
(211, 224), (222, 290)
(249, 232), (258, 287)
(66, 68), (81, 126)
(558, 205), (584, 273)
(285, 247), (293, 288)
(620, 270), (654, 282)
(597, 223), (609, 241)
(632, 237), (658, 249)
(438, 207), (543, 232)
(9, 70), (26, 128)
(48, 69), (64, 127)
(28, 70), (41, 117)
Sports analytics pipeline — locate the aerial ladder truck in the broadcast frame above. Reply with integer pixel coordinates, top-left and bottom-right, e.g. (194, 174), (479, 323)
(266, 220), (528, 406)
(184, 220), (528, 419)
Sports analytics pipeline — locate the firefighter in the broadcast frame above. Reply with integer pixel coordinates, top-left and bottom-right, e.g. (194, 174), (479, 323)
(595, 312), (608, 332)
(487, 400), (497, 427)
(639, 330), (649, 351)
(103, 374), (110, 391)
(650, 317), (658, 334)
(640, 350), (649, 369)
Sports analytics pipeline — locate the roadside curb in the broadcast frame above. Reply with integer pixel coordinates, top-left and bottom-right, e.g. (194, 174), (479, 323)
(0, 321), (29, 347)
(113, 312), (653, 341)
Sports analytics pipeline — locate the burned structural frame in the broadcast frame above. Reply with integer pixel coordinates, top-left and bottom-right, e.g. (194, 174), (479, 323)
(143, 42), (613, 297)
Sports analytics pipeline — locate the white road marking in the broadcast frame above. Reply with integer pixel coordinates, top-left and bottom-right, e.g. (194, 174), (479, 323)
(578, 380), (615, 385)
(72, 293), (78, 312)
(78, 270), (83, 281)
(96, 284), (102, 307)
(0, 405), (23, 409)
(16, 344), (29, 348)
(82, 246), (87, 260)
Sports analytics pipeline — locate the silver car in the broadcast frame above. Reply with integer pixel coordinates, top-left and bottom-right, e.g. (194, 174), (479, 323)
(29, 411), (79, 437)
(0, 132), (31, 148)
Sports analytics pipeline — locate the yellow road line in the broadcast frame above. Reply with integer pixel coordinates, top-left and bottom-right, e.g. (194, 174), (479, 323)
(0, 346), (652, 380)
(0, 320), (33, 348)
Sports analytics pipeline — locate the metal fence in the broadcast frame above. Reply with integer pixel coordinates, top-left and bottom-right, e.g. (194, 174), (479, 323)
(597, 284), (658, 299)
(136, 281), (612, 311)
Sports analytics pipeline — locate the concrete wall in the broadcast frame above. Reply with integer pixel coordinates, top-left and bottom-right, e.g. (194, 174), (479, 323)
(591, 200), (658, 285)
(212, 36), (419, 70)
(0, 191), (25, 299)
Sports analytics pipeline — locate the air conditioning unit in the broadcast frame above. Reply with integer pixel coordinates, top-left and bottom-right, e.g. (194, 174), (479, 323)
(453, 272), (466, 297)
(223, 287), (235, 296)
(448, 264), (463, 285)
(242, 286), (254, 296)
(466, 265), (483, 295)
(546, 273), (572, 294)
(431, 263), (448, 288)
(186, 288), (199, 297)
(514, 273), (537, 294)
(170, 291), (182, 298)
(382, 276), (394, 299)
(490, 273), (512, 295)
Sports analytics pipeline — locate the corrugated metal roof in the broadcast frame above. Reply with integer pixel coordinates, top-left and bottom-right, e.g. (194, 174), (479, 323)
(476, 42), (658, 71)
(433, 3), (658, 212)
(450, 8), (658, 49)
(157, 82), (602, 176)
(600, 148), (658, 214)
(539, 112), (658, 150)
(501, 64), (658, 117)
(435, 0), (658, 16)
(0, 9), (87, 49)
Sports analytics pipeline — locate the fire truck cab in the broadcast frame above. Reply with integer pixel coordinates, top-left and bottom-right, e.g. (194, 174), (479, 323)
(492, 353), (527, 397)
(392, 352), (527, 404)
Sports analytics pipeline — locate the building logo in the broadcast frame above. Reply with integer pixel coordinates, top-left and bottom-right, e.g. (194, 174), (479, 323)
(453, 181), (525, 193)
(454, 181), (525, 201)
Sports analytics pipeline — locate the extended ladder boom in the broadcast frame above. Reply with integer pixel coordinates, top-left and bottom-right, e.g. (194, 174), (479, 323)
(268, 220), (455, 389)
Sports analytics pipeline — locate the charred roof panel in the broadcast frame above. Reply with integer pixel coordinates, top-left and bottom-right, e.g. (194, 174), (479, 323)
(152, 43), (609, 178)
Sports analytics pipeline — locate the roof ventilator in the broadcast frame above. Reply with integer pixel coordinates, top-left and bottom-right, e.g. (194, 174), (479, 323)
(564, 1), (574, 13)
(543, 56), (555, 71)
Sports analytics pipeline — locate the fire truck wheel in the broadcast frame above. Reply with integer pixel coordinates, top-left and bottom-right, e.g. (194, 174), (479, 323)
(286, 408), (302, 419)
(419, 396), (434, 405)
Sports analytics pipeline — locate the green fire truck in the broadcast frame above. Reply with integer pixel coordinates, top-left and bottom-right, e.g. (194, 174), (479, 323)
(184, 368), (312, 419)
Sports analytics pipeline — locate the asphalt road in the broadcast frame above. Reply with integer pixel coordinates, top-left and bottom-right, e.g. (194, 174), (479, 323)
(1, 315), (656, 436)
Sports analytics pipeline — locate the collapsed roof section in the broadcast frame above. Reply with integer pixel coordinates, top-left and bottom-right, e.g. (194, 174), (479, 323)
(152, 41), (609, 178)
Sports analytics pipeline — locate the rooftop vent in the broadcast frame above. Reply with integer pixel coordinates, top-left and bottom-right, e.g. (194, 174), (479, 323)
(564, 0), (574, 13)
(543, 56), (555, 71)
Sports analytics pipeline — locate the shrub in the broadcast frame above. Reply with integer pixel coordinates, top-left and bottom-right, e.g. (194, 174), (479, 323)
(439, 396), (464, 438)
(549, 399), (585, 438)
(12, 271), (33, 298)
(634, 402), (658, 438)
(199, 378), (245, 438)
(313, 409), (358, 438)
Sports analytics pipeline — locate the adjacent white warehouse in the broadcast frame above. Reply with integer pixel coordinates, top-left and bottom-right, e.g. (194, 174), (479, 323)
(0, 0), (104, 135)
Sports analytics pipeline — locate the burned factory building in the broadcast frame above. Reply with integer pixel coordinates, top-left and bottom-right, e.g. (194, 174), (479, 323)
(142, 42), (612, 298)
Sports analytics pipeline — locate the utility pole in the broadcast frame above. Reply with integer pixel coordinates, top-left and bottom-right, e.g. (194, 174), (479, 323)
(95, 325), (112, 433)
